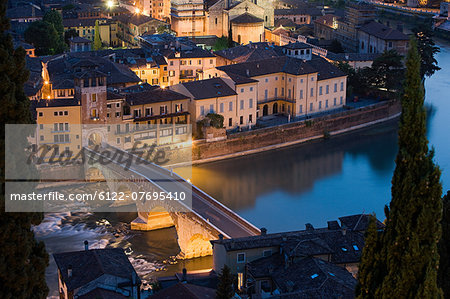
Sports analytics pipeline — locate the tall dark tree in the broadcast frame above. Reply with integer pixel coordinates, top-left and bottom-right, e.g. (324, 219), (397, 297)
(24, 20), (61, 55)
(412, 21), (440, 79)
(43, 10), (64, 36)
(0, 0), (49, 296)
(438, 191), (450, 298)
(227, 26), (233, 48)
(64, 28), (78, 46)
(216, 265), (234, 299)
(355, 215), (382, 299)
(375, 37), (442, 298)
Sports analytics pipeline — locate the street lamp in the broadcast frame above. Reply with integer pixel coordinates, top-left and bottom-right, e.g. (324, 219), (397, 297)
(107, 0), (114, 8)
(135, 7), (141, 14)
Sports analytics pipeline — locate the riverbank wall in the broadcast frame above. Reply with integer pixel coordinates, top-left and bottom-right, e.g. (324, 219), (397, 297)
(191, 100), (401, 164)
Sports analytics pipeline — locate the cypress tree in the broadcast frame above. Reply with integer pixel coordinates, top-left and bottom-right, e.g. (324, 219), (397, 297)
(438, 191), (449, 298)
(355, 215), (382, 299)
(378, 37), (443, 298)
(94, 20), (102, 51)
(0, 0), (49, 296)
(216, 265), (234, 299)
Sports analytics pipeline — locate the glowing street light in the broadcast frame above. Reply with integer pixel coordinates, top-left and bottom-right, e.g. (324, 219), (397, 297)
(107, 0), (114, 8)
(135, 7), (141, 14)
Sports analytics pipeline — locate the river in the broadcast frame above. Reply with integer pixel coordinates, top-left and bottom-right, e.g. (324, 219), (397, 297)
(37, 40), (450, 297)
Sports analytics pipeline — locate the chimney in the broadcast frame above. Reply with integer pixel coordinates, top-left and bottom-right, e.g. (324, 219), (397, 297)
(305, 223), (314, 231)
(84, 240), (89, 251)
(246, 69), (250, 76)
(182, 268), (187, 282)
(218, 233), (224, 241)
(67, 265), (72, 278)
(260, 227), (267, 236)
(342, 228), (347, 236)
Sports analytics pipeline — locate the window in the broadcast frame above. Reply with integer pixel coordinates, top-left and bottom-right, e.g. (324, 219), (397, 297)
(263, 250), (272, 257)
(220, 103), (224, 113)
(160, 105), (167, 115)
(65, 123), (69, 131)
(107, 104), (112, 109)
(281, 88), (284, 97)
(249, 99), (253, 109)
(91, 109), (97, 118)
(240, 116), (243, 125)
(228, 118), (232, 127)
(237, 253), (245, 263)
(311, 76), (314, 81)
(92, 94), (97, 102)
(59, 111), (63, 116)
(209, 104), (214, 113)
(265, 78), (268, 83)
(299, 104), (303, 113)
(240, 88), (244, 93)
(175, 104), (182, 112)
(326, 100), (328, 108)
(340, 82), (344, 91)
(200, 106), (205, 116)
(319, 86), (323, 95)
(319, 101), (322, 109)
(264, 89), (268, 100)
(340, 96), (343, 104)
(326, 85), (329, 94)
(249, 114), (252, 123)
(210, 59), (213, 64)
(310, 103), (313, 111)
(240, 100), (244, 110)
(334, 98), (337, 106)
(39, 112), (43, 117)
(229, 102), (233, 112)
(116, 137), (120, 144)
(250, 87), (253, 91)
(310, 88), (314, 97)
(288, 89), (291, 98)
(300, 90), (303, 99)
(334, 83), (337, 92)
(116, 103), (120, 108)
(116, 112), (121, 117)
(40, 135), (44, 141)
(274, 88), (278, 97)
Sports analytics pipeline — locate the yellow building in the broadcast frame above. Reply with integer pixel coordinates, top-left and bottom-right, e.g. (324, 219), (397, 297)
(208, 52), (347, 119)
(164, 48), (217, 86)
(170, 77), (257, 130)
(34, 99), (82, 160)
(170, 0), (207, 36)
(114, 13), (168, 47)
(63, 18), (120, 47)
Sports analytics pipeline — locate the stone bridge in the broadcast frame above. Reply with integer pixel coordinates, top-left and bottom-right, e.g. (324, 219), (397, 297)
(83, 145), (260, 259)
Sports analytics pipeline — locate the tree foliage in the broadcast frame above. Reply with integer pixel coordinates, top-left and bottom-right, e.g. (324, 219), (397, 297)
(438, 191), (450, 298)
(0, 0), (49, 296)
(412, 21), (440, 79)
(93, 20), (102, 51)
(24, 10), (66, 55)
(64, 28), (78, 46)
(213, 36), (229, 51)
(355, 215), (382, 299)
(216, 265), (234, 299)
(356, 37), (443, 298)
(370, 50), (404, 92)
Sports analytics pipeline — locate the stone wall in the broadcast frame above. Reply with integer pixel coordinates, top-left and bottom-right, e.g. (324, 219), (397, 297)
(192, 100), (401, 161)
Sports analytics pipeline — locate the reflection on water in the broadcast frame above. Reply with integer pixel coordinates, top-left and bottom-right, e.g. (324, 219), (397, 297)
(38, 41), (450, 297)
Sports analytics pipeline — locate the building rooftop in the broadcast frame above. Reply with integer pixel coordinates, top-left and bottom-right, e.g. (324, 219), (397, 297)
(211, 214), (377, 264)
(115, 13), (164, 27)
(218, 56), (345, 80)
(283, 42), (312, 50)
(180, 77), (237, 100)
(326, 52), (381, 62)
(34, 99), (80, 108)
(214, 42), (284, 63)
(163, 47), (216, 59)
(359, 21), (409, 41)
(53, 248), (140, 292)
(6, 4), (43, 19)
(150, 282), (216, 299)
(274, 7), (322, 17)
(247, 255), (356, 298)
(230, 12), (264, 24)
(125, 86), (188, 106)
(69, 36), (93, 44)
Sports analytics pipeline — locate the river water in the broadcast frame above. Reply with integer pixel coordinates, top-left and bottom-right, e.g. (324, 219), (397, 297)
(37, 40), (450, 297)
